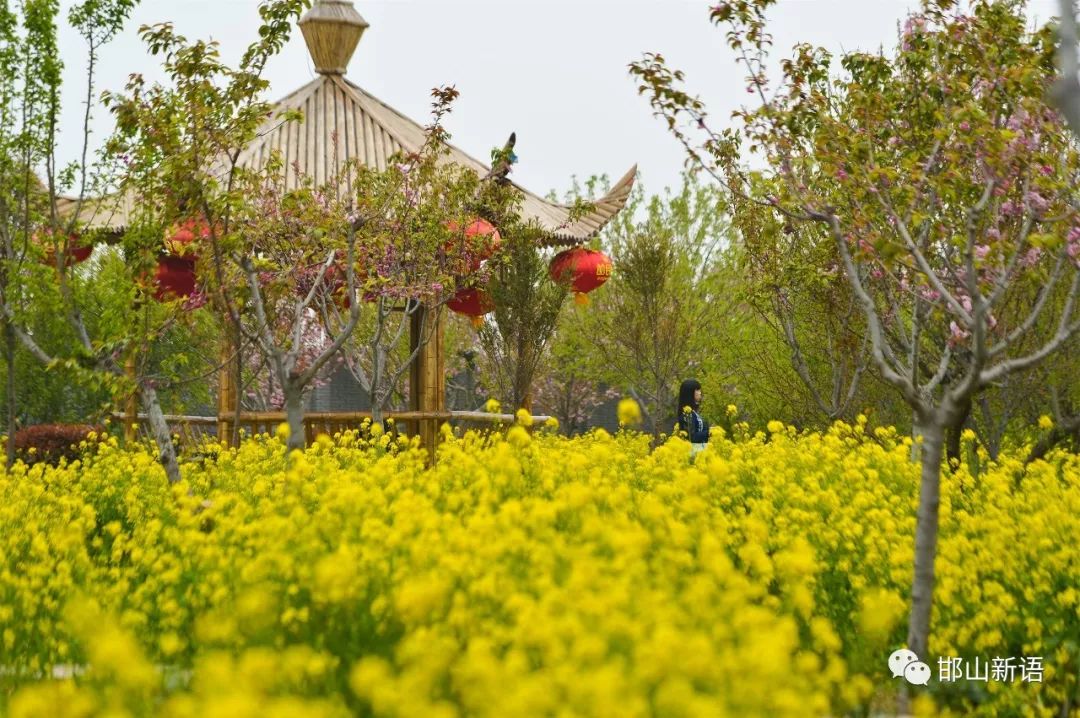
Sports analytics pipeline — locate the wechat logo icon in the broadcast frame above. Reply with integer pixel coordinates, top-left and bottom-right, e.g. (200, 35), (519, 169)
(889, 648), (931, 686)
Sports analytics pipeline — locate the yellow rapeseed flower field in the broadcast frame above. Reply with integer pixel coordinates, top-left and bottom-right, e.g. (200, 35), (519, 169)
(0, 421), (1077, 716)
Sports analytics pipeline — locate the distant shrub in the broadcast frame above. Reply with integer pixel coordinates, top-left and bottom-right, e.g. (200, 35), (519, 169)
(13, 423), (102, 467)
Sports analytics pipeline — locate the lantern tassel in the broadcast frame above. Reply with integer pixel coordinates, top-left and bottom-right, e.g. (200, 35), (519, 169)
(573, 292), (590, 307)
(471, 315), (484, 329)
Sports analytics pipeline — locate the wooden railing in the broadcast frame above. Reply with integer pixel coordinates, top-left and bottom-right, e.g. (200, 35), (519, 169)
(112, 413), (218, 446)
(114, 410), (552, 451)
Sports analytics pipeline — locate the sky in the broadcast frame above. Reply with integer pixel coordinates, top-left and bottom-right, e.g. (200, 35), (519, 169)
(55, 0), (1060, 200)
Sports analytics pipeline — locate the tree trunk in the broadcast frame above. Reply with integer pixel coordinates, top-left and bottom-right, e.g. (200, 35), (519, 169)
(945, 397), (972, 469)
(910, 412), (924, 462)
(283, 382), (306, 452)
(4, 320), (15, 469)
(907, 420), (945, 661)
(370, 344), (386, 426)
(140, 382), (182, 484)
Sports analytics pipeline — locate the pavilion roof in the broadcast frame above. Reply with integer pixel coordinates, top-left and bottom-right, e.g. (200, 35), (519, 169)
(63, 0), (637, 246)
(234, 73), (637, 245)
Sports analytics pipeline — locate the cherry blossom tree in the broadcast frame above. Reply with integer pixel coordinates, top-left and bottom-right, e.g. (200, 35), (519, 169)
(633, 0), (1080, 661)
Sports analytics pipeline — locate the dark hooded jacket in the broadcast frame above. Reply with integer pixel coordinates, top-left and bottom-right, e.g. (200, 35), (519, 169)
(676, 379), (710, 443)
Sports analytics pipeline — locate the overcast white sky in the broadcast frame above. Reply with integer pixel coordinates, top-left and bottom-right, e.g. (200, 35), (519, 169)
(54, 0), (1058, 199)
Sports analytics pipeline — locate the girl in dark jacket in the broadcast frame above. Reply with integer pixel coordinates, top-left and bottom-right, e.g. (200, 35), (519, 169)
(676, 379), (710, 449)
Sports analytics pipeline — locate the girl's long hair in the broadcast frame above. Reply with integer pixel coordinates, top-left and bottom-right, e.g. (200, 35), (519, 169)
(677, 378), (701, 415)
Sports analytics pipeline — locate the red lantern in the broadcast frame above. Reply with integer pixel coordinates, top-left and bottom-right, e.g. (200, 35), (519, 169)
(165, 218), (210, 253)
(38, 230), (92, 267)
(548, 247), (612, 305)
(153, 219), (206, 301)
(154, 255), (197, 300)
(447, 287), (495, 328)
(445, 218), (501, 272)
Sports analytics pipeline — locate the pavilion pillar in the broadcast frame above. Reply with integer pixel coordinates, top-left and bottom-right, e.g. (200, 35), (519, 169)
(409, 302), (445, 464)
(217, 338), (237, 447)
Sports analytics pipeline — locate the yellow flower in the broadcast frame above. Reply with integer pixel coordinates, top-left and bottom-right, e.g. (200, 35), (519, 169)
(506, 425), (531, 448)
(515, 408), (533, 427)
(159, 632), (184, 656)
(274, 422), (290, 441)
(1038, 414), (1054, 430)
(2, 399), (1077, 717)
(485, 398), (502, 414)
(858, 588), (906, 641)
(726, 404), (738, 418)
(617, 398), (642, 427)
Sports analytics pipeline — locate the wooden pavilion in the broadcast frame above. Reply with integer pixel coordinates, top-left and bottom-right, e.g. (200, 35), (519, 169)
(85, 0), (638, 457)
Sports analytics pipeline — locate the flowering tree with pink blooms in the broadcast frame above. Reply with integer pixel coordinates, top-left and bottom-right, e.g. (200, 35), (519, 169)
(105, 0), (518, 449)
(209, 88), (511, 444)
(311, 91), (523, 426)
(223, 165), (360, 439)
(104, 0), (349, 455)
(632, 0), (1080, 662)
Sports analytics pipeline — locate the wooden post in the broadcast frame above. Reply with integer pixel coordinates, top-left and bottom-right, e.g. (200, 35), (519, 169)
(217, 339), (237, 447)
(409, 302), (445, 464)
(123, 355), (138, 444)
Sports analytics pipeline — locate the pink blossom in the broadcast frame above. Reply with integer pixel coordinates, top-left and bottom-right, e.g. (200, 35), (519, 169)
(182, 291), (208, 311)
(918, 286), (941, 303)
(1025, 191), (1049, 214)
(902, 15), (927, 38)
(958, 121), (971, 133)
(1006, 109), (1029, 131)
(836, 169), (848, 181)
(1021, 247), (1043, 267)
(948, 321), (970, 346)
(974, 244), (990, 261)
(985, 227), (1001, 241)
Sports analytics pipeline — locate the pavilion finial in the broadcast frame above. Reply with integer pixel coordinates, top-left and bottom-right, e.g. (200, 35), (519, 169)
(299, 0), (369, 75)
